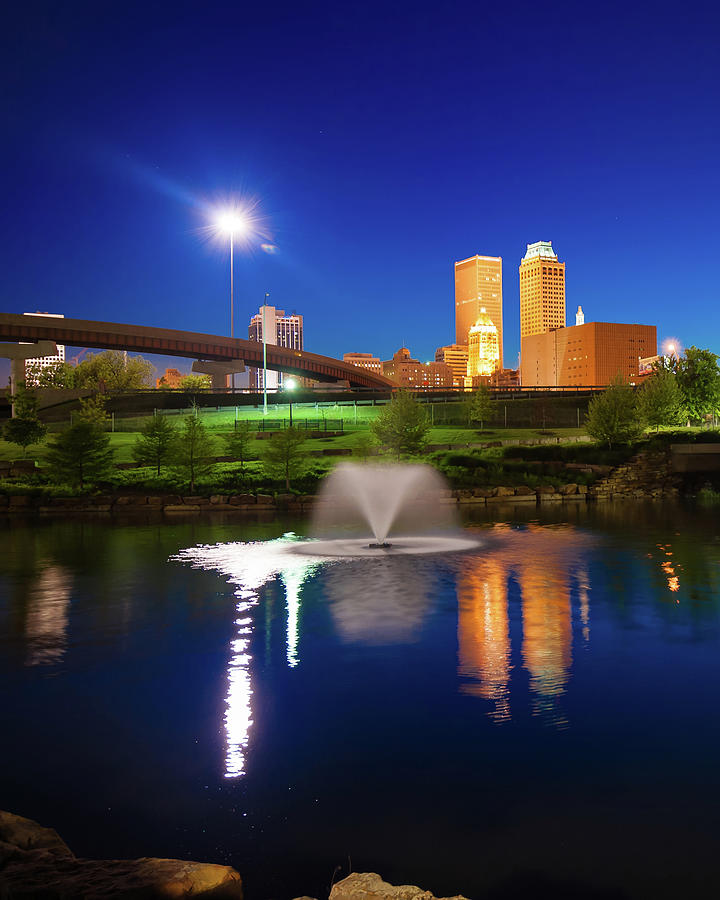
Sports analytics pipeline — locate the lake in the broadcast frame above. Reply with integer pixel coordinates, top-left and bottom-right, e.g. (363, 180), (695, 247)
(1, 502), (719, 899)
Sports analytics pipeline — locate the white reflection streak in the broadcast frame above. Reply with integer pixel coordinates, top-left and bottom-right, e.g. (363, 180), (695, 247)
(172, 535), (324, 779)
(281, 563), (318, 668)
(25, 566), (72, 667)
(225, 589), (256, 778)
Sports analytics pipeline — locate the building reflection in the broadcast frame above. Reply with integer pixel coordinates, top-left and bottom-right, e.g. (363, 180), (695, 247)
(457, 525), (590, 727)
(457, 558), (511, 722)
(25, 565), (72, 667)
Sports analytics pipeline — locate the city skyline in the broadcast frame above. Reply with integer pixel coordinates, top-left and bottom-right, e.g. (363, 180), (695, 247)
(2, 2), (718, 381)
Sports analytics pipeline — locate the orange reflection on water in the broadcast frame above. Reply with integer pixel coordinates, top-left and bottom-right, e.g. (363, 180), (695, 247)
(457, 557), (511, 722)
(657, 543), (682, 597)
(518, 533), (572, 727)
(457, 525), (591, 728)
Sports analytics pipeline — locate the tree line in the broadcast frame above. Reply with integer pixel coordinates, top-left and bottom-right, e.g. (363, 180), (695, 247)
(586, 347), (720, 447)
(24, 350), (211, 392)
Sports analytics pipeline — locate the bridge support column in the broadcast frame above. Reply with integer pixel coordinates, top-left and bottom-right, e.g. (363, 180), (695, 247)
(192, 359), (246, 391)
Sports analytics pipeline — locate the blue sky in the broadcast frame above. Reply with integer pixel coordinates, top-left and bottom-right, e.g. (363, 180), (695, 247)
(2, 0), (719, 382)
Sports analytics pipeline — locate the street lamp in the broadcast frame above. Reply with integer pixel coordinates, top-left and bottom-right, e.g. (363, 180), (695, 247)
(214, 208), (250, 391)
(285, 377), (298, 426)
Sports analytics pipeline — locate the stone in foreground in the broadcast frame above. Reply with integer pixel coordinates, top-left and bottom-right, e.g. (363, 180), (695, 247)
(330, 872), (469, 900)
(0, 810), (243, 899)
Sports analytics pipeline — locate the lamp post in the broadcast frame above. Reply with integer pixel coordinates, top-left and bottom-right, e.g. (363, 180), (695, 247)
(214, 209), (249, 392)
(262, 292), (269, 416)
(285, 377), (297, 426)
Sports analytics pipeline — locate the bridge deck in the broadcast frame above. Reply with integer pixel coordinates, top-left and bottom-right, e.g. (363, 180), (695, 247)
(0, 313), (395, 390)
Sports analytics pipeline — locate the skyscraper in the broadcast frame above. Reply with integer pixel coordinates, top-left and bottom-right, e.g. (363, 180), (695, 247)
(454, 255), (503, 367)
(248, 304), (303, 390)
(467, 308), (500, 379)
(519, 241), (565, 338)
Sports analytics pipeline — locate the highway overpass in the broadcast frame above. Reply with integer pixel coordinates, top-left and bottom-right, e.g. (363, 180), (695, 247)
(0, 313), (395, 390)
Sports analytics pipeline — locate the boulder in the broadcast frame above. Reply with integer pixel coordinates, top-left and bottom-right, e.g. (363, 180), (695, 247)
(255, 494), (274, 505)
(330, 872), (468, 900)
(491, 486), (515, 497)
(0, 811), (243, 898)
(0, 811), (72, 858)
(229, 494), (256, 506)
(0, 854), (243, 898)
(559, 483), (578, 495)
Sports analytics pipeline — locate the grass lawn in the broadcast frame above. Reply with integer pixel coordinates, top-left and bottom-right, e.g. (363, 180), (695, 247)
(0, 424), (591, 465)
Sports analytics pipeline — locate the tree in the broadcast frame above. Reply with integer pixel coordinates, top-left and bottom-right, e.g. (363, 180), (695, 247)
(173, 413), (216, 492)
(133, 415), (178, 475)
(25, 360), (76, 388)
(3, 388), (47, 457)
(75, 351), (155, 391)
(639, 369), (683, 431)
(179, 374), (211, 392)
(585, 375), (645, 448)
(675, 346), (720, 424)
(371, 391), (429, 458)
(466, 384), (493, 430)
(45, 422), (114, 488)
(223, 421), (254, 468)
(75, 395), (110, 428)
(262, 427), (307, 490)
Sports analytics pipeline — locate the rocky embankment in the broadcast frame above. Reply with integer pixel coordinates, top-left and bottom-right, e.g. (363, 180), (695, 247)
(0, 811), (468, 900)
(0, 447), (684, 515)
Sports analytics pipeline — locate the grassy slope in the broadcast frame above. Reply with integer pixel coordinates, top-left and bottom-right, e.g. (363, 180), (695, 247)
(0, 425), (590, 464)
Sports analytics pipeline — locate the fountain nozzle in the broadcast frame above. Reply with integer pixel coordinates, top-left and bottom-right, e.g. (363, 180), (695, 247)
(368, 541), (392, 550)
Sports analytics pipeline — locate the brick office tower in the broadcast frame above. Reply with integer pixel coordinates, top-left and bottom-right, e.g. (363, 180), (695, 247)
(455, 255), (503, 367)
(519, 241), (566, 338)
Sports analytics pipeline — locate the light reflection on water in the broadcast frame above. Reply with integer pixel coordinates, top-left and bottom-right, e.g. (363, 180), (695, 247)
(457, 524), (594, 727)
(174, 536), (319, 777)
(24, 565), (72, 668)
(175, 526), (603, 773)
(2, 509), (720, 899)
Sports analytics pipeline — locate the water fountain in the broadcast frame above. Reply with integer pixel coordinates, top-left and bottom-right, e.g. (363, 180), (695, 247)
(302, 462), (478, 556)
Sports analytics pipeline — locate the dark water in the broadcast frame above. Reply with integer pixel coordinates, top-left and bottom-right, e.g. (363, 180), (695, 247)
(1, 503), (720, 899)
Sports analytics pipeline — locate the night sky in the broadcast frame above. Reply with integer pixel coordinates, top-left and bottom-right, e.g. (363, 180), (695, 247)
(2, 0), (719, 381)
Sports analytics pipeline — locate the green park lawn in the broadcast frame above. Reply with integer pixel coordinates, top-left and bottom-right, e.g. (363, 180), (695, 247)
(0, 423), (591, 465)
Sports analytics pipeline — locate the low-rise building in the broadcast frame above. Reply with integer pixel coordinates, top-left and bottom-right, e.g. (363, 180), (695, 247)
(343, 352), (383, 374)
(521, 321), (657, 387)
(383, 347), (454, 389)
(157, 367), (185, 388)
(435, 344), (469, 387)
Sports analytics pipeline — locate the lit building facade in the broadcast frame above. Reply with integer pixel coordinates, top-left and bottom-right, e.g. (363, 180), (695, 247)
(382, 348), (454, 389)
(343, 352), (382, 374)
(248, 305), (303, 390)
(23, 312), (65, 384)
(520, 321), (657, 386)
(467, 308), (500, 379)
(519, 242), (565, 338)
(455, 255), (503, 367)
(156, 367), (185, 388)
(434, 344), (469, 387)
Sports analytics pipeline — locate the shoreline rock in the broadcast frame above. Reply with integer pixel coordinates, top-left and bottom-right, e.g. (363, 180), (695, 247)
(0, 810), (243, 899)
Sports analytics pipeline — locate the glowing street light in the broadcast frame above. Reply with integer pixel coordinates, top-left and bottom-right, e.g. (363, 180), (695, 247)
(284, 377), (298, 425)
(213, 207), (250, 391)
